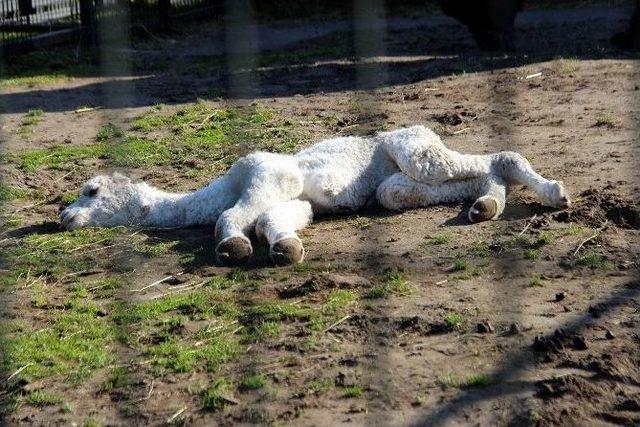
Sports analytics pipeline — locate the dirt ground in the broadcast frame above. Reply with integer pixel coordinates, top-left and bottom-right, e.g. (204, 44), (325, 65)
(1, 3), (640, 426)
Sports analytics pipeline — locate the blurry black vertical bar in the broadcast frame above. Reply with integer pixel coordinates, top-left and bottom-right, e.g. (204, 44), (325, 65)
(159, 0), (170, 32)
(353, 1), (391, 426)
(224, 0), (257, 102)
(353, 0), (386, 91)
(98, 0), (132, 111)
(80, 0), (97, 46)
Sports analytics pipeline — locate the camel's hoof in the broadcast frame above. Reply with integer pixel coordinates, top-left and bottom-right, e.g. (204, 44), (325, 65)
(270, 238), (305, 265)
(216, 236), (253, 265)
(468, 197), (498, 223)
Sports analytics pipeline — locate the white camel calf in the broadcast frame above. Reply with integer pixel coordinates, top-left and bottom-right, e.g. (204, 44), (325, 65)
(60, 126), (570, 265)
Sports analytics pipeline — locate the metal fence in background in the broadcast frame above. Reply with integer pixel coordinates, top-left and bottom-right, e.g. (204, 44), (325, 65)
(0, 0), (221, 53)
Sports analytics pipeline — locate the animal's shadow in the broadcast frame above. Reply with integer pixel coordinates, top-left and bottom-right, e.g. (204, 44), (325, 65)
(0, 221), (61, 239)
(443, 200), (554, 226)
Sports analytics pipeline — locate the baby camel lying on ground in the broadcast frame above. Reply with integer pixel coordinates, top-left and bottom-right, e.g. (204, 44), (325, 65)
(60, 126), (570, 265)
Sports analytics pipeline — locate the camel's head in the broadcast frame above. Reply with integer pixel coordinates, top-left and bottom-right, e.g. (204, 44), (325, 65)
(541, 180), (571, 209)
(60, 173), (150, 230)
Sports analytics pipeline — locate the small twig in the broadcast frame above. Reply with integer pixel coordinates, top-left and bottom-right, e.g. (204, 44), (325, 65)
(146, 280), (206, 300)
(166, 406), (187, 424)
(323, 315), (350, 333)
(518, 214), (537, 236)
(435, 279), (448, 285)
(131, 272), (184, 293)
(452, 127), (470, 135)
(193, 113), (217, 130)
(525, 72), (542, 79)
(7, 363), (34, 382)
(572, 221), (608, 257)
(74, 107), (99, 113)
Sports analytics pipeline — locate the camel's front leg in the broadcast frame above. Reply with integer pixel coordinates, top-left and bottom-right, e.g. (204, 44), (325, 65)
(214, 153), (303, 265)
(490, 151), (571, 209)
(376, 173), (507, 222)
(255, 200), (313, 265)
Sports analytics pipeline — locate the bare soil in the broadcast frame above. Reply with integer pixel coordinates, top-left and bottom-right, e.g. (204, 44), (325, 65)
(1, 4), (639, 426)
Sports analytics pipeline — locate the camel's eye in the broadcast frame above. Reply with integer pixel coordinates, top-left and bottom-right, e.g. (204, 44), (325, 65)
(86, 186), (99, 197)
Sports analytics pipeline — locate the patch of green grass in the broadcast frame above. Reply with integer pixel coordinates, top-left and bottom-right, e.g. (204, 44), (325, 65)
(148, 337), (238, 373)
(565, 224), (587, 236)
(12, 103), (304, 174)
(470, 240), (491, 257)
(365, 270), (412, 299)
(556, 58), (579, 76)
(576, 252), (614, 270)
(432, 233), (451, 245)
(19, 109), (44, 137)
(96, 123), (124, 142)
(529, 274), (543, 287)
(239, 301), (316, 343)
(351, 216), (373, 229)
(1, 49), (99, 87)
(323, 289), (357, 315)
(292, 261), (315, 273)
(594, 115), (614, 127)
(464, 374), (493, 387)
(203, 378), (231, 410)
(99, 367), (131, 393)
(3, 309), (116, 382)
(239, 374), (267, 391)
(307, 378), (333, 396)
(205, 276), (235, 290)
(444, 312), (463, 329)
(134, 240), (178, 257)
(131, 113), (169, 132)
(0, 184), (28, 202)
(343, 385), (364, 398)
(536, 231), (554, 246)
(227, 268), (249, 283)
(18, 144), (105, 172)
(440, 373), (492, 388)
(24, 390), (62, 406)
(108, 137), (172, 167)
(524, 248), (540, 260)
(452, 254), (467, 272)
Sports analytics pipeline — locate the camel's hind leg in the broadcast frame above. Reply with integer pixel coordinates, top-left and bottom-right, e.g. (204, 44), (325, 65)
(255, 200), (313, 265)
(379, 125), (490, 185)
(376, 172), (506, 222)
(215, 153), (303, 265)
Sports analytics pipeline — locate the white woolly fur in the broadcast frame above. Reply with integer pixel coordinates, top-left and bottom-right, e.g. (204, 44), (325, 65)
(61, 125), (570, 263)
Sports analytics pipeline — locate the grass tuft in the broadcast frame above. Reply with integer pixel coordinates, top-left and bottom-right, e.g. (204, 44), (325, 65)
(365, 270), (411, 299)
(239, 374), (267, 391)
(343, 385), (364, 398)
(203, 379), (232, 410)
(444, 312), (463, 329)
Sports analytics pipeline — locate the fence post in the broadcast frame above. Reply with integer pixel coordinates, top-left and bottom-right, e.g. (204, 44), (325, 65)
(159, 0), (171, 31)
(80, 0), (98, 46)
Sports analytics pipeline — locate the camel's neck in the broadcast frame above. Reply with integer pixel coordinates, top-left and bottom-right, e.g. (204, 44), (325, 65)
(141, 177), (237, 228)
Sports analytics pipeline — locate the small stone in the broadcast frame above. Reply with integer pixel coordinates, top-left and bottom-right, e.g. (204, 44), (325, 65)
(572, 335), (588, 350)
(509, 322), (521, 335)
(555, 292), (566, 302)
(477, 320), (494, 334)
(605, 330), (615, 340)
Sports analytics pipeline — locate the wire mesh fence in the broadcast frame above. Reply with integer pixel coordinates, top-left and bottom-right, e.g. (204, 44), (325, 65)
(0, 0), (221, 51)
